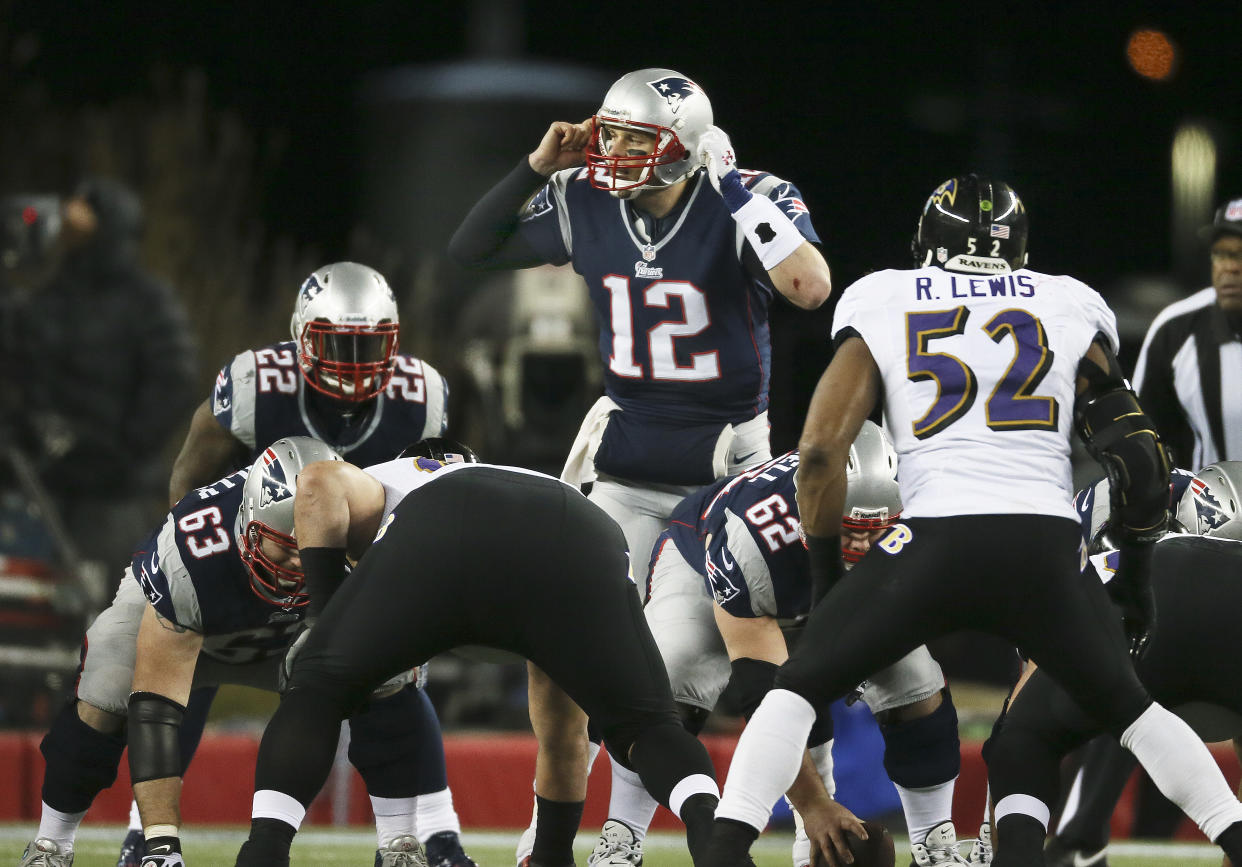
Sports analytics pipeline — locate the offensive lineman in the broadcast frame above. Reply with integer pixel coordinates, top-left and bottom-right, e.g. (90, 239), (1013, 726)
(233, 447), (724, 867)
(449, 66), (831, 867)
(19, 438), (433, 867)
(595, 424), (969, 867)
(702, 175), (1242, 867)
(985, 462), (1242, 867)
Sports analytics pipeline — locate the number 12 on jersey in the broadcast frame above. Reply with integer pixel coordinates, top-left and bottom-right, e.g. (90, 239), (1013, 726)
(603, 276), (720, 381)
(906, 306), (1058, 439)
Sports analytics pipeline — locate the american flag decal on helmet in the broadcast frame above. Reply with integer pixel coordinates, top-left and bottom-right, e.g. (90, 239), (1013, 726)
(990, 224), (1011, 238)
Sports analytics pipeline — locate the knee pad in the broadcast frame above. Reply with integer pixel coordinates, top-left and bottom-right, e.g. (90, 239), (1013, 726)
(881, 691), (960, 789)
(39, 701), (126, 813)
(128, 692), (186, 784)
(725, 657), (779, 720)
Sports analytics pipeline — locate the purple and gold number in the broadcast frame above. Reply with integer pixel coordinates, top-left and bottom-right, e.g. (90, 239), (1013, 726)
(983, 309), (1058, 431)
(906, 308), (976, 439)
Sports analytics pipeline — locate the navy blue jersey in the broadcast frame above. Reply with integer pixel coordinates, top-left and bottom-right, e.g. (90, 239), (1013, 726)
(130, 469), (305, 663)
(517, 168), (819, 425)
(663, 451), (808, 618)
(211, 340), (449, 466)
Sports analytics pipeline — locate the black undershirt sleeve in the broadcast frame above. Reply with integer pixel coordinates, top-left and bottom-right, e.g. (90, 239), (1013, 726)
(447, 157), (551, 269)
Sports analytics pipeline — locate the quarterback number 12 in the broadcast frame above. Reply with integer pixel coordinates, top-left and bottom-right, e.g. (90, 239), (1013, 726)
(906, 306), (1058, 439)
(602, 276), (720, 382)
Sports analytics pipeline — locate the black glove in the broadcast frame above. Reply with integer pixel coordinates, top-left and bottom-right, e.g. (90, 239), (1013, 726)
(1108, 540), (1157, 658)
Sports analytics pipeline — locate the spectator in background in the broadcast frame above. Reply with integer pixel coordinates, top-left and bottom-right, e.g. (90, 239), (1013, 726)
(1133, 197), (1242, 469)
(21, 177), (196, 585)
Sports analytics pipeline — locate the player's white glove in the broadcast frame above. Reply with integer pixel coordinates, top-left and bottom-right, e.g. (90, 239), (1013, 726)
(698, 124), (740, 196)
(278, 625), (312, 693)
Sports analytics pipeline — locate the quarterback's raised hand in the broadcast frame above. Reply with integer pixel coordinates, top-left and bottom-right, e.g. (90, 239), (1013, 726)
(698, 124), (740, 195)
(529, 120), (593, 176)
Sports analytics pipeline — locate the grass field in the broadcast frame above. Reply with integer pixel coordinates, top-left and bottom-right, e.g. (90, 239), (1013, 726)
(0, 825), (1223, 866)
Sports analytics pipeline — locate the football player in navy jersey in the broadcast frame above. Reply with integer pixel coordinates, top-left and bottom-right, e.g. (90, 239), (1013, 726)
(984, 462), (1242, 867)
(703, 175), (1242, 867)
(19, 439), (445, 867)
(591, 422), (968, 867)
(449, 67), (831, 866)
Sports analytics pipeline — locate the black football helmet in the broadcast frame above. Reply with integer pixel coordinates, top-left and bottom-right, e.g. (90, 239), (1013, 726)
(398, 437), (480, 465)
(912, 174), (1028, 274)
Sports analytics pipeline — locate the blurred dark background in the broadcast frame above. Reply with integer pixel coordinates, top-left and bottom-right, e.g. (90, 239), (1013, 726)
(1, 0), (1241, 720)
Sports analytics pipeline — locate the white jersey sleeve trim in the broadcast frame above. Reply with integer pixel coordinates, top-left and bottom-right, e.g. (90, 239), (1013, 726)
(226, 350), (258, 449)
(721, 508), (777, 617)
(156, 518), (205, 631)
(420, 361), (449, 438)
(549, 169), (576, 258)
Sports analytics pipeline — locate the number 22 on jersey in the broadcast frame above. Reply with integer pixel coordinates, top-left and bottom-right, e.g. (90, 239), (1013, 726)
(906, 306), (1058, 439)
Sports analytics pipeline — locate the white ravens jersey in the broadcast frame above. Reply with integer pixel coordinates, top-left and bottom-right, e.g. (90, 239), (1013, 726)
(832, 266), (1118, 519)
(363, 458), (568, 527)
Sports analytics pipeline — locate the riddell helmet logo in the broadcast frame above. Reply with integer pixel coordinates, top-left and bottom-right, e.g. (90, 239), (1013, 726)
(645, 76), (702, 113)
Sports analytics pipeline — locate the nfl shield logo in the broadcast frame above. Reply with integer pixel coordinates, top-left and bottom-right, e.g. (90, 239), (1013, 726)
(642, 244), (656, 262)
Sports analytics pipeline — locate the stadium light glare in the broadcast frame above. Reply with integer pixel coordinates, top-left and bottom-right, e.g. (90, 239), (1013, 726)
(1127, 29), (1176, 81)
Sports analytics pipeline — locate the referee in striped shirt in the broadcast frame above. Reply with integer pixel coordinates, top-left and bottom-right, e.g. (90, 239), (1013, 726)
(1134, 198), (1242, 469)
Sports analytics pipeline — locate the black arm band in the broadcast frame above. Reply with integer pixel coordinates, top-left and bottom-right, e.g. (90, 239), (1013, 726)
(805, 534), (845, 606)
(447, 157), (550, 268)
(1113, 537), (1155, 592)
(127, 691), (186, 784)
(302, 546), (348, 620)
(728, 657), (780, 720)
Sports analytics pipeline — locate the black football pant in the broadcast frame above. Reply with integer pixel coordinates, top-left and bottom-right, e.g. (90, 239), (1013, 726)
(250, 468), (713, 817)
(990, 535), (1242, 849)
(776, 515), (1151, 739)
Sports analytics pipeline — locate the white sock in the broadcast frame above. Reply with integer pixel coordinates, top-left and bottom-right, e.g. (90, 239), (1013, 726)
(371, 795), (417, 848)
(416, 787), (462, 840)
(895, 778), (958, 845)
(128, 799), (142, 832)
(252, 789), (306, 830)
(606, 758), (658, 841)
(994, 794), (1050, 830)
(716, 689), (816, 833)
(1122, 702), (1242, 841)
(35, 803), (86, 849)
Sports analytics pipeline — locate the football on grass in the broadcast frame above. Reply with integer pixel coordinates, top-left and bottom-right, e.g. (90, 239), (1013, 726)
(845, 820), (895, 867)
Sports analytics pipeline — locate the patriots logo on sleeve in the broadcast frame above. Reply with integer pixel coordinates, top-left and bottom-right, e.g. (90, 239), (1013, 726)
(213, 368), (232, 414)
(771, 183), (810, 220)
(521, 185), (554, 222)
(645, 76), (703, 113)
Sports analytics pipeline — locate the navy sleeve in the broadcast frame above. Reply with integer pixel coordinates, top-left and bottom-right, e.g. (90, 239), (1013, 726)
(448, 158), (558, 270)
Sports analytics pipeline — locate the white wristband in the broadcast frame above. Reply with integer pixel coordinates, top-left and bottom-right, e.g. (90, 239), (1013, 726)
(732, 193), (804, 271)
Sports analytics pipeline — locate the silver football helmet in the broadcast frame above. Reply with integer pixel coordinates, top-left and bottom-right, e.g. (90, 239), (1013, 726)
(1174, 462), (1242, 541)
(585, 68), (714, 196)
(842, 421), (902, 563)
(289, 262), (400, 402)
(236, 436), (343, 606)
